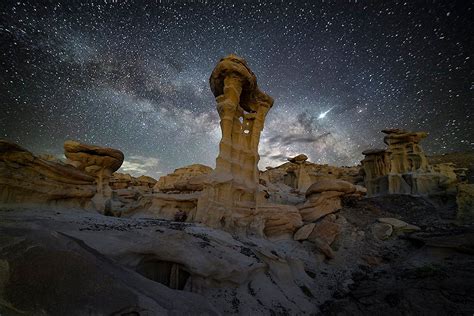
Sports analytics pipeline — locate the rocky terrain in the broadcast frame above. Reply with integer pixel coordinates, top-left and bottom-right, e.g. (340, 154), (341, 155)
(1, 55), (473, 315)
(1, 194), (472, 315)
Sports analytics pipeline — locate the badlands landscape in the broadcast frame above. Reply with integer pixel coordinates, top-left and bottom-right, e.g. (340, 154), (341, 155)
(0, 55), (473, 315)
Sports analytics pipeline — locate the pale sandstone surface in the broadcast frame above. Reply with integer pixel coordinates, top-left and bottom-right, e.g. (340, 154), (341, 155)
(154, 164), (212, 193)
(0, 208), (318, 315)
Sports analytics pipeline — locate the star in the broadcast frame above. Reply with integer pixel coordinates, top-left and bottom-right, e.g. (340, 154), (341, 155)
(318, 108), (332, 120)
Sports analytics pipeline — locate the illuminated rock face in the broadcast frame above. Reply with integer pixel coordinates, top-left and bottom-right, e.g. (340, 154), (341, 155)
(196, 55), (302, 237)
(362, 129), (458, 196)
(154, 164), (212, 193)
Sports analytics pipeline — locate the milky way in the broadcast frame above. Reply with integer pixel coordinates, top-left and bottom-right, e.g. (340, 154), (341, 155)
(1, 1), (472, 178)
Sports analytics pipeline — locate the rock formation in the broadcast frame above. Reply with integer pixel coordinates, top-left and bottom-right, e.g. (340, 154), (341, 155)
(456, 183), (474, 222)
(261, 156), (362, 199)
(195, 55), (302, 237)
(362, 129), (459, 196)
(298, 179), (365, 223)
(64, 140), (124, 211)
(110, 173), (157, 192)
(428, 151), (474, 183)
(154, 164), (212, 193)
(0, 140), (96, 208)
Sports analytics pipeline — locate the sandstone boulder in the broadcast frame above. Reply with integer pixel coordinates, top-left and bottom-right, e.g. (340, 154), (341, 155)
(298, 179), (357, 223)
(298, 191), (344, 222)
(294, 223), (316, 241)
(64, 140), (124, 176)
(313, 238), (335, 259)
(288, 154), (308, 164)
(372, 222), (393, 240)
(377, 218), (420, 231)
(305, 179), (356, 197)
(308, 217), (342, 245)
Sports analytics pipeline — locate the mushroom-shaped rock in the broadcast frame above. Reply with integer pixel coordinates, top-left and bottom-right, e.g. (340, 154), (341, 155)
(298, 180), (358, 223)
(288, 154), (308, 164)
(305, 179), (356, 197)
(209, 54), (273, 113)
(361, 129), (457, 196)
(64, 140), (124, 176)
(382, 129), (428, 146)
(64, 140), (124, 212)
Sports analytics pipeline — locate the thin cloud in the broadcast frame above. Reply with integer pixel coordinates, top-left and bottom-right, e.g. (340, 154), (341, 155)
(267, 132), (331, 146)
(120, 155), (162, 178)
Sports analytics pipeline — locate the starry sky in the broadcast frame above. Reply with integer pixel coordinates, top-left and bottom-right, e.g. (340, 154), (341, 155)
(1, 1), (472, 178)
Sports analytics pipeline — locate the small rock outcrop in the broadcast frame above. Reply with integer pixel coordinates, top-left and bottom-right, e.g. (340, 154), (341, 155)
(362, 129), (459, 196)
(288, 154), (308, 164)
(372, 217), (420, 240)
(294, 214), (346, 259)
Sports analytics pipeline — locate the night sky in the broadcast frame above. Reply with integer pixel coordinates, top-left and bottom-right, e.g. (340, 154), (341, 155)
(1, 1), (472, 178)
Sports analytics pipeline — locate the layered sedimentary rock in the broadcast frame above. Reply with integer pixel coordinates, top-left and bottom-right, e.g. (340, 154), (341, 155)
(362, 129), (459, 196)
(298, 179), (365, 223)
(154, 164), (212, 193)
(428, 151), (474, 183)
(261, 156), (362, 200)
(110, 173), (157, 192)
(64, 140), (124, 211)
(0, 140), (96, 207)
(195, 55), (302, 237)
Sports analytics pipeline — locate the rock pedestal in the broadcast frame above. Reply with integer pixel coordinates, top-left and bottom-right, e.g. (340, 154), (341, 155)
(195, 55), (302, 237)
(64, 140), (124, 212)
(298, 179), (365, 222)
(362, 129), (458, 196)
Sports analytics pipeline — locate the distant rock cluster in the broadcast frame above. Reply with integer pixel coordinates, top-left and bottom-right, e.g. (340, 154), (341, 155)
(362, 129), (462, 196)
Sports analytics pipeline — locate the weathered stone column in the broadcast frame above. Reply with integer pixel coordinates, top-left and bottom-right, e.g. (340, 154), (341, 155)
(196, 54), (275, 227)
